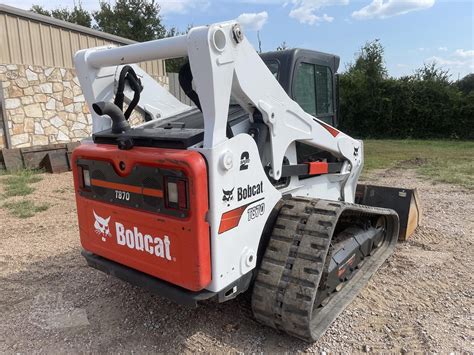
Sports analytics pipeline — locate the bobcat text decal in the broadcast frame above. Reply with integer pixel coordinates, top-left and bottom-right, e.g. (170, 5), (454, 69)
(92, 211), (172, 260)
(238, 181), (263, 201)
(115, 223), (172, 260)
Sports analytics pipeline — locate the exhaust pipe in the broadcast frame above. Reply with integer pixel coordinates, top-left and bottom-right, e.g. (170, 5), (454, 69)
(92, 101), (130, 134)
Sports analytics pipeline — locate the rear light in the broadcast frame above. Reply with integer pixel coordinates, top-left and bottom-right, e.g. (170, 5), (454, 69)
(167, 181), (179, 204)
(77, 165), (91, 190)
(83, 168), (91, 188)
(165, 177), (188, 210)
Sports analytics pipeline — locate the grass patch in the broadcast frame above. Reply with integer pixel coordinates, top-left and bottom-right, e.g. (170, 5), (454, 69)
(3, 200), (49, 218)
(363, 140), (474, 189)
(0, 170), (49, 218)
(1, 169), (43, 197)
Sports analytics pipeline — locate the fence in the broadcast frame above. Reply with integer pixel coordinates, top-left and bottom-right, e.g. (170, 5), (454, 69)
(167, 72), (194, 106)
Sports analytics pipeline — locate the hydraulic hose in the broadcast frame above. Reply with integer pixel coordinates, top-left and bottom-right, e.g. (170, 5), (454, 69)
(114, 65), (143, 120)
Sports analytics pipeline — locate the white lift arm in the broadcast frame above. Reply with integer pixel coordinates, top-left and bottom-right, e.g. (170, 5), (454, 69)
(74, 20), (362, 186)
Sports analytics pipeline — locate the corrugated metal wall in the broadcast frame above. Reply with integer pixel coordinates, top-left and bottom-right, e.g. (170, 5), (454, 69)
(168, 73), (194, 106)
(0, 11), (165, 77)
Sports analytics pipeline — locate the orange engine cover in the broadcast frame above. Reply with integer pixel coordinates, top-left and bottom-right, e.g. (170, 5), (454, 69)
(72, 143), (211, 291)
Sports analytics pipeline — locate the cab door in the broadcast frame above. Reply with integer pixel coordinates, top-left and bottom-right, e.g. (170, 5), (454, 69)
(291, 58), (336, 126)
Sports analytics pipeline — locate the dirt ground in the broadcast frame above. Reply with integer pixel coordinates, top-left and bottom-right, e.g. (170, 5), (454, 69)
(0, 168), (472, 353)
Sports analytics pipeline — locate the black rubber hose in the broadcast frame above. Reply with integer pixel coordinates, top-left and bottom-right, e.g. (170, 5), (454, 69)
(178, 62), (202, 111)
(114, 65), (143, 120)
(123, 74), (141, 119)
(92, 101), (130, 134)
(114, 66), (130, 111)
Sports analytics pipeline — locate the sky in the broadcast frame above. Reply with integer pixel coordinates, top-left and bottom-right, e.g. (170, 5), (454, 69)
(5, 0), (474, 78)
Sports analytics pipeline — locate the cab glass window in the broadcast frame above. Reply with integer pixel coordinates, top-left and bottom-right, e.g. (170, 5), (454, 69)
(315, 65), (333, 115)
(264, 60), (280, 80)
(293, 62), (333, 116)
(293, 62), (316, 116)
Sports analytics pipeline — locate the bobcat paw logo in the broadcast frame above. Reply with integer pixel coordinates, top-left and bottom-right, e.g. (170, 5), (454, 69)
(222, 188), (234, 203)
(93, 210), (112, 242)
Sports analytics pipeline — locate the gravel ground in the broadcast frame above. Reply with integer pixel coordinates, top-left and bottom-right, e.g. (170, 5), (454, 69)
(0, 168), (472, 353)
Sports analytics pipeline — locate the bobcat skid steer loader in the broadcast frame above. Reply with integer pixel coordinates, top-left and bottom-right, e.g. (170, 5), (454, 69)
(72, 21), (419, 341)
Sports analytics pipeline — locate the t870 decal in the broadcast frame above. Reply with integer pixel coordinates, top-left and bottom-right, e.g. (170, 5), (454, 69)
(247, 202), (265, 221)
(115, 190), (131, 201)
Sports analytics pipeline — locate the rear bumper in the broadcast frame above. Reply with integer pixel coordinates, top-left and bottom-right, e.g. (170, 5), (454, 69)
(82, 250), (215, 307)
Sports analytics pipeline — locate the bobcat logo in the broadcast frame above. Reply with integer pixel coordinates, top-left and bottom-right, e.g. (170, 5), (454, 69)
(222, 188), (234, 205)
(93, 210), (112, 242)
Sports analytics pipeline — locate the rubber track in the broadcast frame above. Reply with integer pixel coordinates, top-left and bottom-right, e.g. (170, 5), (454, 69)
(251, 197), (399, 342)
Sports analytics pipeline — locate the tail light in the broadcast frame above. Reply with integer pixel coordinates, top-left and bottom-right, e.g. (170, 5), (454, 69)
(164, 177), (188, 210)
(78, 165), (91, 190)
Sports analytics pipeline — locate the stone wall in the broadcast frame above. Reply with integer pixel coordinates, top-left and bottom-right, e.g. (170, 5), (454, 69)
(0, 64), (91, 148)
(0, 63), (169, 149)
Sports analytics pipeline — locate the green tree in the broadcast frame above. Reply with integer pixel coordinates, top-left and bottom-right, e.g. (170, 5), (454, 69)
(347, 39), (387, 81)
(414, 61), (451, 84)
(93, 0), (166, 42)
(30, 5), (51, 16)
(340, 40), (388, 137)
(456, 73), (474, 95)
(31, 4), (92, 27)
(339, 39), (473, 140)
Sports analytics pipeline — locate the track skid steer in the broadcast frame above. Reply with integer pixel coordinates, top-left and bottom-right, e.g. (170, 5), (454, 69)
(71, 20), (419, 341)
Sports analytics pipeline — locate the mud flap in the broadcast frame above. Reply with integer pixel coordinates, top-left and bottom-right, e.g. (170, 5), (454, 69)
(356, 184), (422, 241)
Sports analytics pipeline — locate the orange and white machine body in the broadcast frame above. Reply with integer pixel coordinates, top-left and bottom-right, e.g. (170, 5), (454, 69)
(72, 20), (363, 299)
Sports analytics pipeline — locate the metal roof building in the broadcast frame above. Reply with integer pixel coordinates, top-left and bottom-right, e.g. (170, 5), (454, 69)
(0, 4), (165, 77)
